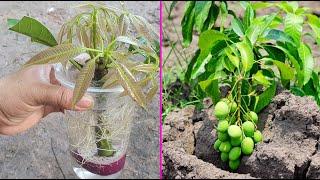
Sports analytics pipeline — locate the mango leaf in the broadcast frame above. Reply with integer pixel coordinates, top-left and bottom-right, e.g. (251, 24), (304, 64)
(71, 58), (95, 107)
(9, 16), (57, 47)
(77, 26), (91, 48)
(298, 43), (314, 85)
(199, 78), (220, 105)
(191, 30), (228, 79)
(116, 36), (139, 46)
(219, 1), (228, 29)
(225, 46), (239, 68)
(102, 70), (119, 89)
(290, 86), (306, 96)
(254, 80), (276, 113)
(118, 14), (129, 36)
(129, 14), (159, 41)
(24, 43), (83, 66)
(252, 2), (272, 10)
(263, 45), (286, 62)
(181, 1), (196, 47)
(113, 61), (147, 109)
(131, 64), (158, 73)
(58, 23), (68, 44)
(146, 81), (159, 101)
(253, 70), (271, 87)
(191, 53), (212, 80)
(261, 13), (278, 34)
(245, 22), (263, 45)
(198, 30), (227, 52)
(168, 1), (178, 19)
(275, 45), (304, 87)
(306, 14), (320, 46)
(246, 13), (277, 45)
(276, 1), (298, 13)
(194, 1), (212, 32)
(231, 17), (245, 37)
(269, 59), (294, 80)
(243, 2), (254, 30)
(284, 13), (303, 45)
(222, 55), (235, 72)
(236, 41), (254, 72)
(303, 79), (316, 96)
(264, 29), (295, 45)
(201, 2), (219, 31)
(185, 49), (200, 83)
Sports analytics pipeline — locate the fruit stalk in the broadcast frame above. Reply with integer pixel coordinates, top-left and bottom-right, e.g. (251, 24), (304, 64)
(236, 77), (242, 125)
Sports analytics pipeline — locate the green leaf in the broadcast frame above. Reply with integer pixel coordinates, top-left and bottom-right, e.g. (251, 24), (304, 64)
(181, 1), (196, 47)
(222, 55), (235, 72)
(270, 60), (295, 80)
(252, 2), (272, 10)
(307, 14), (320, 46)
(72, 58), (95, 107)
(24, 43), (83, 67)
(231, 17), (245, 37)
(199, 30), (228, 52)
(263, 45), (286, 62)
(194, 1), (212, 32)
(236, 41), (254, 72)
(9, 16), (57, 47)
(245, 22), (263, 45)
(253, 70), (271, 87)
(185, 49), (200, 83)
(219, 1), (228, 29)
(298, 43), (314, 85)
(225, 46), (240, 68)
(168, 1), (178, 19)
(264, 29), (295, 44)
(199, 78), (220, 105)
(275, 45), (304, 87)
(290, 86), (305, 96)
(284, 13), (303, 45)
(254, 80), (276, 113)
(303, 79), (316, 96)
(246, 13), (277, 45)
(243, 2), (254, 30)
(276, 1), (298, 13)
(7, 18), (19, 28)
(191, 30), (228, 79)
(201, 3), (219, 31)
(191, 53), (212, 80)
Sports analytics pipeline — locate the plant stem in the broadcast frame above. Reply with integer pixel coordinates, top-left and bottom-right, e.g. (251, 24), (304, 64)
(90, 8), (113, 157)
(236, 77), (242, 125)
(96, 109), (115, 157)
(69, 59), (82, 70)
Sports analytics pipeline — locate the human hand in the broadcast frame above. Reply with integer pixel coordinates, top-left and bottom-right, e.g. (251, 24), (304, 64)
(0, 64), (93, 135)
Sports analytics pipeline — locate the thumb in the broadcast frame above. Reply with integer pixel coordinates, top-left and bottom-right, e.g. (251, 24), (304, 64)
(38, 85), (94, 111)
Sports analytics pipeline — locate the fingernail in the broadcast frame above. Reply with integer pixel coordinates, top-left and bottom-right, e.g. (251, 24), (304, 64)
(75, 95), (94, 110)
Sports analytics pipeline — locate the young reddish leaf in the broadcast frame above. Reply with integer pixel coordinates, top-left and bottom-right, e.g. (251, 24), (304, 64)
(113, 61), (147, 109)
(72, 58), (96, 107)
(24, 43), (83, 67)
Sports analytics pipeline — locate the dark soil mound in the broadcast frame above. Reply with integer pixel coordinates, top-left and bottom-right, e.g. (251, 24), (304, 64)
(162, 91), (320, 179)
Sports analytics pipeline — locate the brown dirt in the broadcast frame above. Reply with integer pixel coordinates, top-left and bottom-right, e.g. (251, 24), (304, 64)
(163, 91), (320, 179)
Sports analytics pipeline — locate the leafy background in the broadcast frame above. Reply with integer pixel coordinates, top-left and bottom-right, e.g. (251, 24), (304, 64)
(0, 1), (159, 179)
(162, 1), (320, 118)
